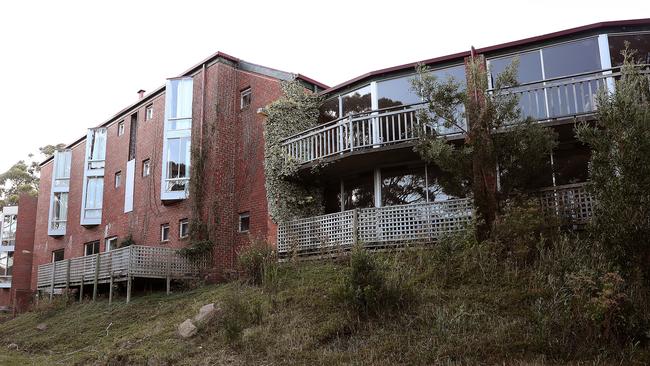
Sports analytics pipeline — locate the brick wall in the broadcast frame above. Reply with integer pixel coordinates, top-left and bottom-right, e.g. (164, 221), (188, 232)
(31, 57), (286, 289)
(10, 194), (37, 312)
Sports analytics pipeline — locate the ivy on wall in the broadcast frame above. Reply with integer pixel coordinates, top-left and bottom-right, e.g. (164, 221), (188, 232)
(263, 81), (325, 223)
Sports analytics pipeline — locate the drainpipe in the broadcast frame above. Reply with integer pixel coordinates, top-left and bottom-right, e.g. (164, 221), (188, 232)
(200, 63), (207, 155)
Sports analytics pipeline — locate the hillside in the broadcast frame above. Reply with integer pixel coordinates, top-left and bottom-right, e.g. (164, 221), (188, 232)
(1, 236), (649, 365)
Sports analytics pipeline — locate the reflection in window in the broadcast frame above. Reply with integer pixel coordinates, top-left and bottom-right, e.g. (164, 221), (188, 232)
(342, 85), (371, 117)
(53, 150), (72, 187)
(51, 193), (68, 231)
(609, 33), (650, 66)
(0, 252), (13, 276)
(319, 97), (340, 124)
(377, 75), (421, 109)
(165, 136), (191, 192)
(84, 177), (104, 220)
(88, 128), (107, 169)
(543, 37), (601, 78)
(342, 172), (374, 210)
(1, 214), (17, 246)
(381, 166), (427, 206)
(489, 50), (543, 85)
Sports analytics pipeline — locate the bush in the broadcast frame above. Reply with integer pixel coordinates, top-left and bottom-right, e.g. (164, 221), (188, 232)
(237, 240), (277, 288)
(218, 288), (265, 344)
(336, 245), (416, 319)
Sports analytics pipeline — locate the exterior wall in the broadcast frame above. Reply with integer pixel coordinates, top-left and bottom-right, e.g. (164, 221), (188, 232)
(10, 194), (37, 312)
(31, 57), (288, 288)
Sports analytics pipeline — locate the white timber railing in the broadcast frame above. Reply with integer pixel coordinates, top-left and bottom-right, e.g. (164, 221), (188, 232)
(281, 68), (650, 166)
(278, 183), (596, 257)
(36, 245), (203, 292)
(538, 183), (594, 224)
(277, 198), (473, 256)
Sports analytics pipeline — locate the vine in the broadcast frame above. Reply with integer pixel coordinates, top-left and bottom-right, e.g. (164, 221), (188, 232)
(263, 81), (325, 223)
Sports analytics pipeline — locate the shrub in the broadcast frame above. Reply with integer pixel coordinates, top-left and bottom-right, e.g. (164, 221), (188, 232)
(218, 288), (265, 344)
(237, 240), (277, 288)
(336, 245), (416, 319)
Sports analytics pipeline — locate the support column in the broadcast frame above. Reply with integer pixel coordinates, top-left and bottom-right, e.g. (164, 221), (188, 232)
(79, 274), (84, 302)
(93, 254), (100, 301)
(108, 272), (113, 307)
(49, 262), (56, 302)
(126, 275), (132, 304)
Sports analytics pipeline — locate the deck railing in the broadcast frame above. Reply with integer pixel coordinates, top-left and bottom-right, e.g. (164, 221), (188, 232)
(277, 198), (473, 256)
(281, 68), (650, 165)
(278, 183), (595, 256)
(36, 245), (202, 290)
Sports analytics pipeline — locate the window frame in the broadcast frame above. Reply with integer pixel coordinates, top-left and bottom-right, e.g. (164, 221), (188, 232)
(240, 87), (252, 110)
(179, 218), (189, 239)
(117, 121), (125, 136)
(84, 241), (100, 256)
(48, 150), (72, 236)
(238, 212), (250, 233)
(145, 104), (154, 121)
(105, 236), (118, 252)
(161, 223), (170, 242)
(142, 159), (151, 177)
(115, 171), (122, 188)
(52, 249), (64, 262)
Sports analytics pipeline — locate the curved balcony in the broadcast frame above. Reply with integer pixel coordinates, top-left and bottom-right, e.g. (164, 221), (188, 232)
(280, 68), (641, 167)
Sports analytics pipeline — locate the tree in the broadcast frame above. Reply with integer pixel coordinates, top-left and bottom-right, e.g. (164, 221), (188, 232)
(0, 143), (65, 208)
(576, 47), (650, 272)
(411, 55), (557, 241)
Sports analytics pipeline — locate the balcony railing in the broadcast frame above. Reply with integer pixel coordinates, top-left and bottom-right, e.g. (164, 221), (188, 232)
(277, 183), (595, 257)
(36, 245), (203, 301)
(282, 68), (650, 166)
(277, 198), (473, 256)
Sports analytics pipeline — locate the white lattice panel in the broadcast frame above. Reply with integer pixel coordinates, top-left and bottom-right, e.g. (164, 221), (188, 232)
(277, 210), (355, 254)
(539, 183), (593, 224)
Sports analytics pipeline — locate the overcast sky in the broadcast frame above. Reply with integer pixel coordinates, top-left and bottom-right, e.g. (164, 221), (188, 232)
(0, 0), (645, 172)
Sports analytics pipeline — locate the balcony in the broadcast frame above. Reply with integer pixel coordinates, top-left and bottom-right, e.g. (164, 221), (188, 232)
(36, 245), (203, 302)
(281, 69), (626, 166)
(277, 183), (594, 257)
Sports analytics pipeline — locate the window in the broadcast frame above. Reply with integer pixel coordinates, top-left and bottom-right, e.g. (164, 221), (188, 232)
(1, 213), (17, 246)
(52, 249), (64, 262)
(342, 85), (372, 117)
(0, 252), (13, 277)
(49, 150), (71, 235)
(381, 165), (428, 206)
(319, 97), (340, 124)
(105, 237), (118, 252)
(50, 192), (68, 232)
(115, 171), (122, 188)
(118, 121), (125, 136)
(82, 128), (106, 225)
(142, 159), (151, 177)
(161, 223), (170, 242)
(179, 219), (189, 239)
(609, 32), (650, 66)
(162, 78), (193, 200)
(145, 104), (154, 121)
(342, 172), (375, 210)
(84, 241), (100, 256)
(164, 136), (191, 193)
(83, 177), (104, 220)
(238, 212), (250, 233)
(240, 88), (252, 109)
(128, 112), (138, 161)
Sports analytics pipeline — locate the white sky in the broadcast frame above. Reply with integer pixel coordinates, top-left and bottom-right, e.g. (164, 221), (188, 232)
(0, 0), (646, 172)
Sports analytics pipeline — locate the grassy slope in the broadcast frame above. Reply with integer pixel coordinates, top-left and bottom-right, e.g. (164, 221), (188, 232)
(0, 246), (648, 366)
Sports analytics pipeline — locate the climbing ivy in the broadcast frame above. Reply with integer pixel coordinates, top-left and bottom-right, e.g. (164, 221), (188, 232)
(263, 81), (325, 223)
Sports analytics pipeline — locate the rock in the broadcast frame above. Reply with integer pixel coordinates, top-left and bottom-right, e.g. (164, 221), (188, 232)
(7, 343), (18, 350)
(178, 319), (197, 338)
(194, 303), (221, 324)
(36, 323), (48, 331)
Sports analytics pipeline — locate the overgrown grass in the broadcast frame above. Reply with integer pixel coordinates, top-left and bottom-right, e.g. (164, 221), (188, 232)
(1, 234), (649, 365)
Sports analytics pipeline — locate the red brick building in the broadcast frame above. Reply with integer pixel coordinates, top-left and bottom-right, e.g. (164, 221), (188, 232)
(31, 51), (326, 291)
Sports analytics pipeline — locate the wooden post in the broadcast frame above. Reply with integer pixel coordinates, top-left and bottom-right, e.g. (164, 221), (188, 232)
(126, 275), (132, 304)
(108, 272), (113, 307)
(93, 254), (100, 301)
(65, 260), (71, 292)
(352, 208), (359, 246)
(166, 250), (172, 295)
(79, 274), (84, 302)
(49, 262), (56, 302)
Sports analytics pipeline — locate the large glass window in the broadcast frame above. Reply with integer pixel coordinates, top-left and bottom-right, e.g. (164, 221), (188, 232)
(165, 136), (191, 192)
(319, 97), (340, 124)
(489, 50), (543, 85)
(167, 78), (193, 130)
(381, 165), (427, 206)
(342, 85), (372, 117)
(53, 150), (71, 188)
(377, 75), (421, 109)
(51, 192), (68, 231)
(609, 33), (650, 66)
(1, 214), (17, 246)
(542, 37), (601, 78)
(84, 177), (104, 220)
(88, 128), (107, 169)
(342, 172), (374, 210)
(0, 252), (13, 276)
(553, 141), (591, 186)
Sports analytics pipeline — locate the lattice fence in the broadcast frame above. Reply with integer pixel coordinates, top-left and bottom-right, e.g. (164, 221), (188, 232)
(539, 183), (594, 224)
(277, 210), (356, 255)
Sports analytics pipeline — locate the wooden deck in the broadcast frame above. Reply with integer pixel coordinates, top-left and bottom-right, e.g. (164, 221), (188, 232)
(278, 183), (594, 257)
(36, 245), (203, 303)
